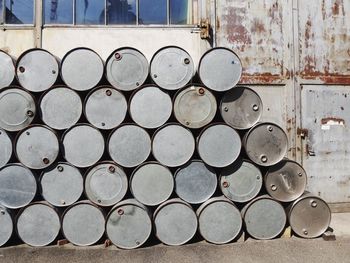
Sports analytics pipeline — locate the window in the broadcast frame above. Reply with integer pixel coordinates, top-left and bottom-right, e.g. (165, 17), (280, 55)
(44, 0), (195, 26)
(0, 0), (34, 25)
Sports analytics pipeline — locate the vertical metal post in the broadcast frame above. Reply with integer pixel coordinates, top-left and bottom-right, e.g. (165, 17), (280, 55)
(73, 0), (76, 25)
(136, 0), (139, 25)
(104, 0), (107, 25)
(212, 0), (216, 47)
(166, 0), (170, 25)
(34, 0), (42, 48)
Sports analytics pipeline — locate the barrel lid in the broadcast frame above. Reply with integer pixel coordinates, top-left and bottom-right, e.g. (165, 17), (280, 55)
(152, 123), (195, 167)
(85, 162), (128, 206)
(174, 85), (217, 129)
(199, 47), (242, 92)
(40, 86), (82, 130)
(0, 87), (36, 131)
(0, 129), (12, 168)
(129, 85), (172, 129)
(61, 47), (104, 91)
(150, 46), (194, 90)
(0, 51), (15, 90)
(16, 48), (59, 92)
(15, 125), (59, 169)
(0, 205), (13, 247)
(106, 47), (148, 91)
(220, 86), (263, 130)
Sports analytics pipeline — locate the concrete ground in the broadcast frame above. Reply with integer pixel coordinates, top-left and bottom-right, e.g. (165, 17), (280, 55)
(1, 213), (349, 263)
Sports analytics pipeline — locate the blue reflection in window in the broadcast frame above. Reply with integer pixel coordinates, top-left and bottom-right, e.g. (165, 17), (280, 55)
(170, 0), (191, 24)
(5, 0), (34, 24)
(107, 0), (136, 25)
(44, 0), (73, 24)
(75, 0), (105, 25)
(139, 0), (166, 25)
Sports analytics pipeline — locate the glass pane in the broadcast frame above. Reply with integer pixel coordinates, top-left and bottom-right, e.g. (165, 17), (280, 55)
(75, 0), (105, 25)
(0, 0), (3, 24)
(44, 0), (73, 24)
(139, 0), (166, 25)
(170, 0), (192, 24)
(5, 0), (34, 24)
(107, 0), (136, 25)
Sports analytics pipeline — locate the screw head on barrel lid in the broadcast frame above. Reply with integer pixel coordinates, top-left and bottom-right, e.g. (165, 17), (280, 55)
(115, 53), (122, 60)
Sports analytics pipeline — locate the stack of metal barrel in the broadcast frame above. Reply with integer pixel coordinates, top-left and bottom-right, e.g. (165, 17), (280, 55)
(0, 46), (331, 248)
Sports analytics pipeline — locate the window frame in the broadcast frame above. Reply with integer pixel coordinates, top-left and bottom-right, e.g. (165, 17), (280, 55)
(0, 0), (36, 28)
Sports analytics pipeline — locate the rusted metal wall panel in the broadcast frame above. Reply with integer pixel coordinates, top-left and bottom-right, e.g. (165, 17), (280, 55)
(298, 0), (350, 84)
(216, 0), (292, 84)
(301, 85), (350, 203)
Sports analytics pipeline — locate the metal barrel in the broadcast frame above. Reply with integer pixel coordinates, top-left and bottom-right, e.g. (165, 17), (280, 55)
(108, 124), (151, 168)
(0, 50), (15, 90)
(106, 47), (149, 91)
(197, 123), (241, 168)
(16, 202), (61, 247)
(0, 164), (37, 209)
(198, 47), (242, 92)
(129, 85), (172, 129)
(220, 86), (263, 130)
(0, 205), (14, 247)
(40, 162), (84, 207)
(242, 195), (287, 240)
(173, 85), (217, 129)
(130, 162), (174, 206)
(39, 86), (82, 130)
(174, 160), (217, 204)
(62, 200), (105, 246)
(153, 198), (198, 246)
(85, 161), (128, 207)
(152, 123), (195, 167)
(15, 125), (59, 169)
(243, 122), (288, 167)
(287, 193), (331, 238)
(84, 86), (127, 130)
(62, 124), (105, 168)
(0, 129), (12, 168)
(219, 159), (262, 203)
(61, 47), (104, 91)
(196, 196), (242, 244)
(106, 199), (152, 249)
(150, 46), (194, 90)
(265, 159), (307, 202)
(0, 87), (36, 132)
(16, 48), (59, 92)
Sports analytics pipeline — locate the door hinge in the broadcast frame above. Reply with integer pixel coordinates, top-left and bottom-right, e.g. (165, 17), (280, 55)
(200, 19), (210, 39)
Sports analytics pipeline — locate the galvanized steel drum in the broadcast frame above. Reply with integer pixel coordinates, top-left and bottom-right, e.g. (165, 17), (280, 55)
(220, 87), (263, 130)
(16, 49), (59, 92)
(61, 47), (104, 91)
(106, 48), (148, 91)
(15, 125), (59, 169)
(0, 51), (15, 90)
(85, 162), (128, 207)
(0, 87), (36, 131)
(243, 122), (288, 166)
(106, 199), (152, 249)
(153, 198), (198, 246)
(174, 85), (217, 129)
(62, 201), (105, 246)
(152, 124), (195, 167)
(0, 205), (13, 247)
(198, 47), (242, 92)
(62, 124), (105, 168)
(84, 86), (127, 130)
(16, 202), (60, 247)
(242, 196), (286, 240)
(130, 162), (174, 206)
(220, 160), (262, 203)
(40, 163), (84, 207)
(40, 87), (82, 130)
(265, 159), (307, 202)
(174, 160), (217, 204)
(0, 164), (36, 209)
(129, 86), (172, 129)
(197, 197), (242, 244)
(150, 46), (194, 90)
(108, 124), (151, 168)
(0, 129), (12, 168)
(288, 194), (331, 238)
(197, 123), (241, 168)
